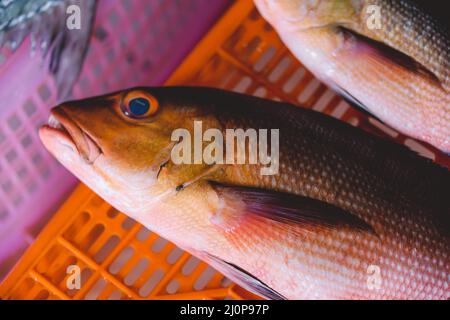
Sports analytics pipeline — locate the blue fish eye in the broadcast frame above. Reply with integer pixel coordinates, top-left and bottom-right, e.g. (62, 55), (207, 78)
(128, 97), (150, 117)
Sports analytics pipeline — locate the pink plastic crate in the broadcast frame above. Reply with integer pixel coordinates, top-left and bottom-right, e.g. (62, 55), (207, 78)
(0, 0), (229, 279)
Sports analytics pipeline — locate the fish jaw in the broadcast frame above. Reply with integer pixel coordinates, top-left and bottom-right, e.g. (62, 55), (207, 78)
(40, 109), (102, 165)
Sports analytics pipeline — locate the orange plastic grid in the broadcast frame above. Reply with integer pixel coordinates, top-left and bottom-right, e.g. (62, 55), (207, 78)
(0, 185), (254, 300)
(1, 0), (448, 300)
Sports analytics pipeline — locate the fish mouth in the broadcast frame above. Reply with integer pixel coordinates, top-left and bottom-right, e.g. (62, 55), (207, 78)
(39, 108), (103, 164)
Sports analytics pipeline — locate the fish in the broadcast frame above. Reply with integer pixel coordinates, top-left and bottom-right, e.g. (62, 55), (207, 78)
(253, 0), (450, 153)
(39, 87), (450, 299)
(0, 0), (96, 99)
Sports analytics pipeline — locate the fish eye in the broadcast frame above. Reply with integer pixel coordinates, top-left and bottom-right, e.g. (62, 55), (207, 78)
(121, 91), (159, 119)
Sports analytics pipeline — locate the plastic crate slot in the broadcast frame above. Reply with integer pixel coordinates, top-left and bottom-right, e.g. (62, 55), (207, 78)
(138, 268), (165, 297)
(135, 227), (151, 242)
(121, 216), (136, 231)
(84, 278), (107, 300)
(151, 237), (168, 253)
(219, 68), (238, 89)
(233, 76), (252, 93)
(166, 246), (184, 265)
(1, 179), (13, 194)
(242, 37), (262, 61)
(194, 266), (216, 291)
(20, 134), (33, 149)
(166, 279), (180, 294)
(63, 211), (91, 240)
(124, 257), (150, 286)
(89, 194), (104, 207)
(31, 152), (43, 166)
(26, 180), (37, 194)
(79, 223), (105, 251)
(108, 10), (120, 27)
(37, 84), (52, 102)
(22, 99), (37, 118)
(94, 235), (120, 264)
(253, 86), (267, 98)
(109, 246), (135, 275)
(269, 56), (291, 83)
(331, 101), (351, 119)
(108, 290), (123, 300)
(107, 207), (120, 219)
(93, 63), (103, 77)
(297, 78), (322, 104)
(16, 166), (28, 180)
(313, 89), (336, 112)
(224, 26), (245, 53)
(78, 77), (90, 91)
(182, 256), (200, 276)
(253, 46), (276, 72)
(5, 148), (18, 163)
(7, 114), (22, 132)
(283, 67), (306, 93)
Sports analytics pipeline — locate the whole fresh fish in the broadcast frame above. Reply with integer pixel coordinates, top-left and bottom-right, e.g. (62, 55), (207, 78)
(39, 87), (449, 299)
(254, 0), (450, 153)
(0, 0), (96, 98)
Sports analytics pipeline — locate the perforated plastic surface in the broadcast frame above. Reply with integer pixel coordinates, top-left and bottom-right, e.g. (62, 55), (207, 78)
(0, 0), (229, 279)
(0, 0), (447, 300)
(0, 185), (253, 300)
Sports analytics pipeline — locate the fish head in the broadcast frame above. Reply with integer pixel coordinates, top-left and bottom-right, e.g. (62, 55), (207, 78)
(39, 87), (220, 217)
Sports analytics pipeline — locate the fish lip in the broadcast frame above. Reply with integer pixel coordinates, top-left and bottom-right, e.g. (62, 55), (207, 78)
(41, 108), (103, 164)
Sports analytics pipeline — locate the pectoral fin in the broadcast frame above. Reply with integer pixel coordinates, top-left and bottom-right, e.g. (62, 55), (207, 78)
(335, 27), (443, 88)
(209, 182), (376, 235)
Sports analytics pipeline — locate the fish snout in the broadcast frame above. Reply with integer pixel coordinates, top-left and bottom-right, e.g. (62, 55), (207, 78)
(39, 107), (102, 164)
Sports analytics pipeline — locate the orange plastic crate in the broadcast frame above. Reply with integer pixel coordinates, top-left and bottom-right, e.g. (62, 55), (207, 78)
(1, 0), (448, 300)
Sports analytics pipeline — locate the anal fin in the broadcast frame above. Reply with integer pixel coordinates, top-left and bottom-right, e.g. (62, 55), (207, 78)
(202, 252), (287, 300)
